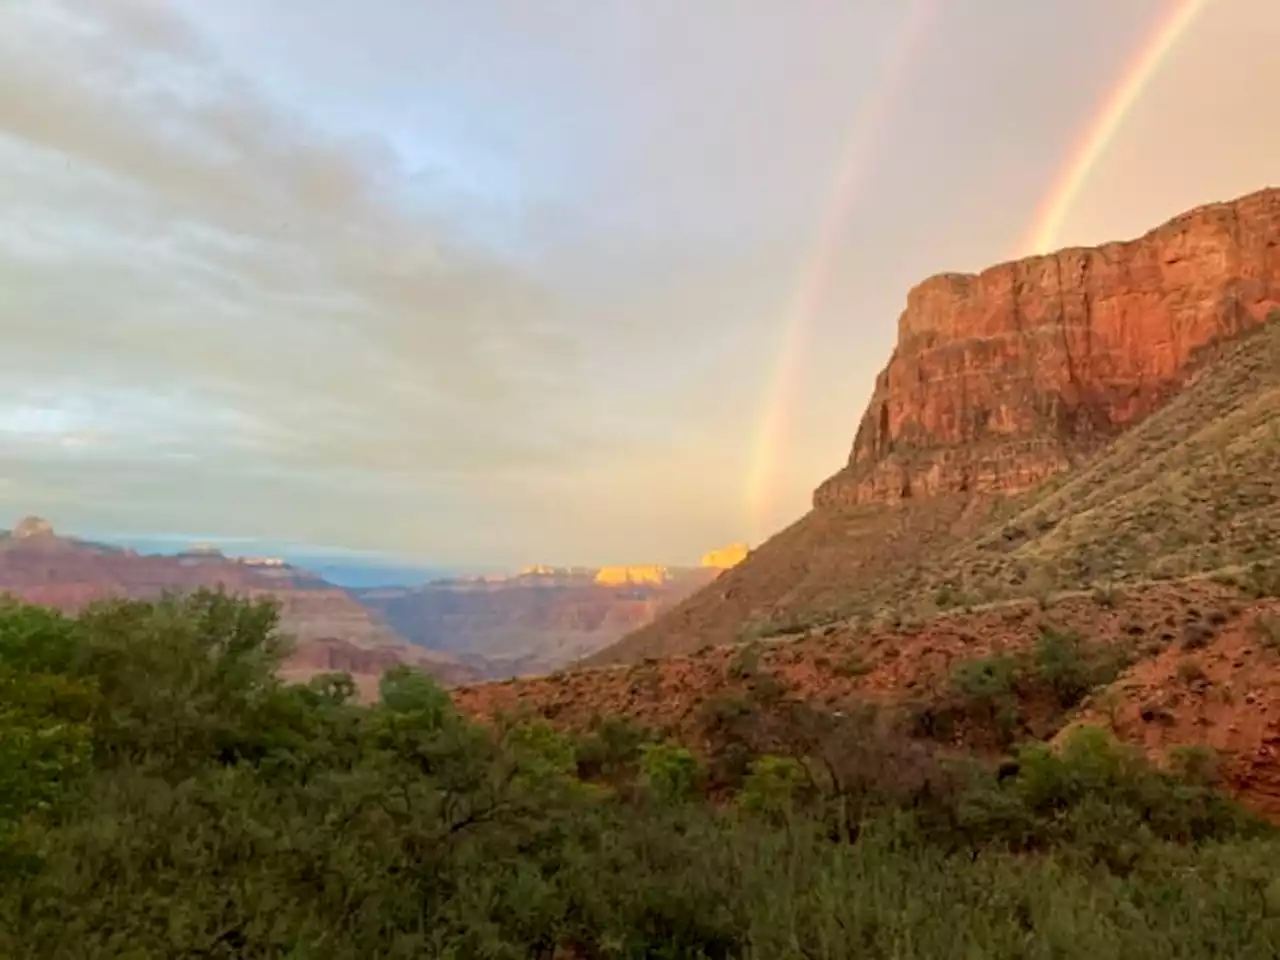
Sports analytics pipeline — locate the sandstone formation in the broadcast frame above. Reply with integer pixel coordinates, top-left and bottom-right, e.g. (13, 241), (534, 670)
(816, 188), (1280, 508)
(594, 565), (669, 586)
(357, 565), (720, 677)
(700, 543), (750, 569)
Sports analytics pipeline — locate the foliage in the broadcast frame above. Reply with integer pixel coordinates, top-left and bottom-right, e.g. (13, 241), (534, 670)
(640, 742), (702, 803)
(950, 651), (1021, 738)
(944, 627), (1129, 744)
(738, 755), (810, 820)
(574, 714), (656, 786)
(0, 594), (1277, 958)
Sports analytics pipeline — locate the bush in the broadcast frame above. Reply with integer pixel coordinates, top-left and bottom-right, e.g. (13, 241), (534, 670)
(640, 742), (702, 803)
(1032, 626), (1095, 708)
(950, 652), (1021, 739)
(831, 652), (871, 678)
(738, 754), (811, 820)
(574, 715), (655, 785)
(0, 597), (1276, 958)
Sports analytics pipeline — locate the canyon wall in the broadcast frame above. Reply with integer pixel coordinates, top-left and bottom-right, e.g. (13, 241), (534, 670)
(358, 567), (722, 677)
(815, 188), (1280, 508)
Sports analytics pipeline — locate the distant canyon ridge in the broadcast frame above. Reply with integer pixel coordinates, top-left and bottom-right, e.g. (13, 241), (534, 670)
(0, 515), (747, 692)
(355, 543), (749, 678)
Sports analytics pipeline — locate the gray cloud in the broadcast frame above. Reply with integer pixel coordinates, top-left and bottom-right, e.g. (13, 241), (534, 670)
(0, 0), (587, 500)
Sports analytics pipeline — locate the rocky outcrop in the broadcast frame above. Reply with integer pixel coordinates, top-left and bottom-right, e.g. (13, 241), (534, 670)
(815, 187), (1280, 508)
(594, 565), (669, 586)
(10, 515), (55, 540)
(700, 543), (750, 569)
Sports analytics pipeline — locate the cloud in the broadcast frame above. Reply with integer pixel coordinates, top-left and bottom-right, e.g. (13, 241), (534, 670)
(0, 0), (586, 502)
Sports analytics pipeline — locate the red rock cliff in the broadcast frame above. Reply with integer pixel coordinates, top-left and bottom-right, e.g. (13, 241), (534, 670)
(815, 187), (1280, 508)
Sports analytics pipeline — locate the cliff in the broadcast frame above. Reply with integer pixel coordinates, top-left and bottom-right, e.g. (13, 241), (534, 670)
(594, 565), (669, 586)
(595, 186), (1280, 664)
(815, 187), (1280, 508)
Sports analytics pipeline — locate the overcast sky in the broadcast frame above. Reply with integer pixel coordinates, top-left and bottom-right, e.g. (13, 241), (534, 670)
(1, 0), (1277, 566)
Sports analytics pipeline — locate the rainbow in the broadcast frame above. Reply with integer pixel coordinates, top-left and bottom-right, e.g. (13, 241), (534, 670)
(743, 0), (937, 542)
(1023, 0), (1209, 254)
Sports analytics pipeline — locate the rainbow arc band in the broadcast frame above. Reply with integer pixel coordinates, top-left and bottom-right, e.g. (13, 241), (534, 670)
(745, 0), (1210, 541)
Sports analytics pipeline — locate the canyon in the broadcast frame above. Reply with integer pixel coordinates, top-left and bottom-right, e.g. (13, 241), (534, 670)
(0, 515), (749, 688)
(356, 548), (747, 678)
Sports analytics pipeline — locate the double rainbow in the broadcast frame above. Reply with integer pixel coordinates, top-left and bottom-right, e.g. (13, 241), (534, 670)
(744, 0), (1210, 542)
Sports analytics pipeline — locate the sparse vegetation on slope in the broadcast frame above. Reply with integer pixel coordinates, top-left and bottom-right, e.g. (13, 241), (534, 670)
(459, 575), (1280, 819)
(901, 314), (1280, 617)
(4, 593), (1280, 957)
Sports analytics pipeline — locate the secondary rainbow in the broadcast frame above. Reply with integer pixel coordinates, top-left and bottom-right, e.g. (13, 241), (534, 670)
(744, 0), (937, 543)
(1023, 0), (1209, 255)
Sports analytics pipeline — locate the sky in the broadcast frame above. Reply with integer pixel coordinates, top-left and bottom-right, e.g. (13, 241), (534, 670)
(1, 0), (1277, 568)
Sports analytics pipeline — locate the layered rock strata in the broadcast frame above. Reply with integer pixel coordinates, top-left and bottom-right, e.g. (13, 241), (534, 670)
(816, 188), (1280, 508)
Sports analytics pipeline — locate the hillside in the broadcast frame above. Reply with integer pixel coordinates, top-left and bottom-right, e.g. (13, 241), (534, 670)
(597, 186), (1280, 665)
(0, 519), (481, 693)
(356, 564), (726, 678)
(456, 319), (1280, 812)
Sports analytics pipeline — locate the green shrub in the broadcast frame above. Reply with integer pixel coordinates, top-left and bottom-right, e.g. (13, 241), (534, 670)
(1031, 626), (1095, 708)
(640, 742), (702, 803)
(574, 715), (655, 784)
(950, 652), (1021, 739)
(738, 754), (810, 820)
(0, 596), (1276, 958)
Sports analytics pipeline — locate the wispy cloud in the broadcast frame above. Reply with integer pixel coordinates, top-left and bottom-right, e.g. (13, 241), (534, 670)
(1, 0), (1272, 565)
(0, 0), (583, 499)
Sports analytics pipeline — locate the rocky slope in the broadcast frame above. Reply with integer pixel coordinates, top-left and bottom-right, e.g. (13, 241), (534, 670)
(0, 520), (481, 693)
(599, 187), (1280, 664)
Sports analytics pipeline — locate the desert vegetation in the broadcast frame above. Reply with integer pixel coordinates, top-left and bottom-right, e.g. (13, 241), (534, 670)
(3, 592), (1279, 957)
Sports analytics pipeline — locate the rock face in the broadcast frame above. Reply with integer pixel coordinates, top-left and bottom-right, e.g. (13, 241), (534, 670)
(815, 187), (1280, 509)
(700, 543), (750, 569)
(594, 565), (669, 586)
